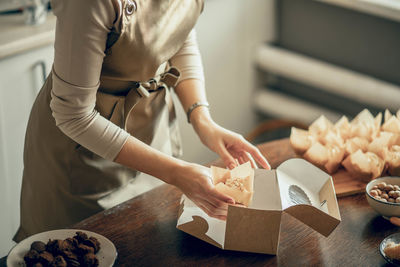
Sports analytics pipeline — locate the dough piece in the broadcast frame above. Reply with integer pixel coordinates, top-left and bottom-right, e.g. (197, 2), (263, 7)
(211, 162), (254, 206)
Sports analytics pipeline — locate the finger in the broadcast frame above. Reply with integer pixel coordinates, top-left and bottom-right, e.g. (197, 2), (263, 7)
(229, 150), (244, 165)
(217, 143), (237, 170)
(204, 196), (229, 212)
(210, 188), (235, 204)
(205, 200), (228, 215)
(241, 151), (257, 169)
(390, 217), (400, 226)
(236, 154), (245, 165)
(243, 141), (270, 169)
(196, 201), (227, 220)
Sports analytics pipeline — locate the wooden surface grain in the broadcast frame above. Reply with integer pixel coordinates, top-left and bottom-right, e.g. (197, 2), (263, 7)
(69, 138), (398, 266)
(2, 139), (396, 266)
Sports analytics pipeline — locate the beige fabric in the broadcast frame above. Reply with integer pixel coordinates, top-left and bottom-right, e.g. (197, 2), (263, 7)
(14, 0), (204, 242)
(50, 0), (204, 161)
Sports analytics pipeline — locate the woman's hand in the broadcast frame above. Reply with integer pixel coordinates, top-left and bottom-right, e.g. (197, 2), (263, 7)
(191, 109), (270, 170)
(169, 162), (235, 220)
(115, 134), (234, 220)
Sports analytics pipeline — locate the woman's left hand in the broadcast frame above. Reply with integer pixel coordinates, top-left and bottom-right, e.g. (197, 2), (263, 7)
(192, 114), (270, 170)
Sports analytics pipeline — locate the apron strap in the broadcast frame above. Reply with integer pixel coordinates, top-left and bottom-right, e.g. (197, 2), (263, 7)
(123, 67), (181, 130)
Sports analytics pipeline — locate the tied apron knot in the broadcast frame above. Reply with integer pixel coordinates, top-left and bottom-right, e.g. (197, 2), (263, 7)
(123, 67), (180, 130)
(135, 66), (180, 98)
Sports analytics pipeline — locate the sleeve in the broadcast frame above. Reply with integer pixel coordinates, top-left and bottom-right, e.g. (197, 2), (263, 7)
(49, 0), (130, 161)
(169, 29), (205, 84)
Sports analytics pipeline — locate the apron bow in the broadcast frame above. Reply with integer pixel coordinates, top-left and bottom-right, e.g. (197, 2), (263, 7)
(123, 67), (180, 130)
(135, 67), (180, 98)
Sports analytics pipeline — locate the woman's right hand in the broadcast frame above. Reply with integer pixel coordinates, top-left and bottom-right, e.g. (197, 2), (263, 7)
(170, 162), (235, 220)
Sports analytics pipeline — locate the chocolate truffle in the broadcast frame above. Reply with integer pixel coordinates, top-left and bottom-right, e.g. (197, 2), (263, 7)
(82, 253), (99, 267)
(31, 241), (46, 253)
(66, 259), (81, 267)
(74, 231), (88, 243)
(51, 255), (67, 267)
(62, 250), (80, 266)
(63, 237), (78, 251)
(24, 249), (40, 265)
(47, 239), (64, 255)
(83, 237), (101, 253)
(38, 251), (54, 265)
(77, 244), (94, 255)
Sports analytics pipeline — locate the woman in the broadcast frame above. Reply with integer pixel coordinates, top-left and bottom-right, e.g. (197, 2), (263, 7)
(14, 0), (270, 241)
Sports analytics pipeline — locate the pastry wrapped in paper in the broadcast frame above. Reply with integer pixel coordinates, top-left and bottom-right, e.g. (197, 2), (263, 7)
(308, 115), (333, 141)
(320, 129), (344, 147)
(382, 115), (400, 134)
(342, 149), (384, 182)
(387, 145), (400, 176)
(349, 110), (381, 141)
(324, 144), (345, 174)
(211, 162), (254, 207)
(334, 116), (351, 140)
(344, 137), (369, 157)
(368, 131), (397, 159)
(290, 127), (315, 154)
(303, 142), (344, 174)
(385, 109), (392, 123)
(303, 142), (328, 169)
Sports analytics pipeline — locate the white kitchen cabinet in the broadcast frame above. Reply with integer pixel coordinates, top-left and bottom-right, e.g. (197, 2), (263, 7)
(0, 44), (53, 257)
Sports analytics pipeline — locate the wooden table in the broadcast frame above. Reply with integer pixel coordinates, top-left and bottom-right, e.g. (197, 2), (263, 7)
(2, 139), (399, 266)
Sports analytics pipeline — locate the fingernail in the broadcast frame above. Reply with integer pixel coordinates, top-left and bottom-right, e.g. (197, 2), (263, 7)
(229, 163), (236, 169)
(227, 199), (235, 204)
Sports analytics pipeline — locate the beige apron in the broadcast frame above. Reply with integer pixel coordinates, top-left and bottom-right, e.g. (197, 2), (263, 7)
(14, 0), (204, 242)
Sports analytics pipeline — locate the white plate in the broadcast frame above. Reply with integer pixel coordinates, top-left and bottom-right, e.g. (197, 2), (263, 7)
(7, 229), (117, 267)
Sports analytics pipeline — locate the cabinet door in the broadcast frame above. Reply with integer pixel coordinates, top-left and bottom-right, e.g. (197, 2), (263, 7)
(0, 45), (53, 257)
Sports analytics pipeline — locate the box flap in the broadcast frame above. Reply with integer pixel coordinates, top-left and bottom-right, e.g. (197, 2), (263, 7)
(276, 159), (341, 236)
(249, 169), (282, 211)
(284, 204), (340, 237)
(176, 167), (284, 253)
(176, 196), (226, 247)
(224, 205), (282, 254)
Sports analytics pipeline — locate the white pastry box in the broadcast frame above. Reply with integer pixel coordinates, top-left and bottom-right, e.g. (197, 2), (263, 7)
(176, 158), (341, 254)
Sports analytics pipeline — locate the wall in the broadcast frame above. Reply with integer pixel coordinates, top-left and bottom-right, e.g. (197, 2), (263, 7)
(175, 0), (276, 164)
(268, 0), (400, 118)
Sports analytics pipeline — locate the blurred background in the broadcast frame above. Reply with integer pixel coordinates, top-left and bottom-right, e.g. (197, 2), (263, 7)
(1, 0), (400, 257)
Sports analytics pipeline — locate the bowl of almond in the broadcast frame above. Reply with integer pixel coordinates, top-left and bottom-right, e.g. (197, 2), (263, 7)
(366, 177), (400, 218)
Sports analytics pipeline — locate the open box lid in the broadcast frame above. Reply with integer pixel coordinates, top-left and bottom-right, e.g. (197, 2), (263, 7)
(247, 158), (341, 237)
(275, 158), (341, 236)
(177, 159), (341, 251)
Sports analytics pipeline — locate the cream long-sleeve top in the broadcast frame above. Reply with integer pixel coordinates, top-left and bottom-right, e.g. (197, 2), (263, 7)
(49, 0), (204, 161)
